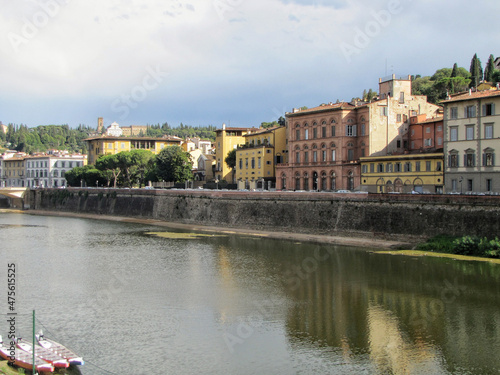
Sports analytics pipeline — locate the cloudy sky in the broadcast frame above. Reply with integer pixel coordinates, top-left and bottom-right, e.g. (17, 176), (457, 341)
(0, 0), (499, 129)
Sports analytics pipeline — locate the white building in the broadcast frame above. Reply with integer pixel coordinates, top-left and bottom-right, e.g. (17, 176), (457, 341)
(106, 122), (123, 137)
(25, 153), (87, 188)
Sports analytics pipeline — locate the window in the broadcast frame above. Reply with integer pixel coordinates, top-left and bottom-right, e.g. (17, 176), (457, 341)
(467, 179), (473, 192)
(436, 161), (442, 171)
(296, 152), (300, 164)
(450, 107), (458, 119)
(483, 149), (495, 166)
(397, 140), (401, 148)
(386, 163), (393, 173)
(485, 124), (493, 139)
(346, 125), (357, 137)
(465, 152), (475, 167)
(437, 137), (442, 146)
(449, 153), (459, 168)
(466, 125), (474, 140)
(347, 149), (354, 161)
(296, 129), (300, 141)
(322, 150), (326, 162)
(370, 163), (374, 173)
(450, 127), (458, 141)
(313, 128), (317, 139)
(380, 107), (388, 116)
(258, 157), (261, 168)
(304, 129), (309, 140)
(426, 127), (431, 134)
(395, 163), (401, 172)
(411, 141), (415, 149)
(239, 159), (242, 170)
(251, 158), (255, 168)
(245, 158), (248, 169)
(465, 105), (476, 118)
(482, 103), (495, 116)
(404, 162), (411, 172)
(362, 165), (368, 173)
(360, 124), (366, 136)
(377, 164), (383, 173)
(424, 139), (432, 147)
(313, 151), (317, 162)
(331, 149), (336, 162)
(487, 179), (493, 192)
(322, 127), (326, 138)
(304, 151), (309, 163)
(451, 179), (457, 191)
(399, 92), (405, 104)
(397, 114), (402, 122)
(415, 161), (421, 172)
(426, 161), (431, 171)
(331, 126), (336, 136)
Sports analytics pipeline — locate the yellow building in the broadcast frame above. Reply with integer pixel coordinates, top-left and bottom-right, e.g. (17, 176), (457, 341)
(360, 153), (444, 194)
(236, 126), (287, 189)
(3, 156), (26, 187)
(85, 136), (182, 164)
(214, 124), (254, 182)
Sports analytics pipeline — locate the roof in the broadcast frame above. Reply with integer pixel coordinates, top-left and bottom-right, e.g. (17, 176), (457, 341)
(441, 89), (500, 103)
(244, 126), (282, 137)
(286, 102), (357, 117)
(215, 127), (256, 133)
(411, 116), (444, 125)
(84, 135), (182, 142)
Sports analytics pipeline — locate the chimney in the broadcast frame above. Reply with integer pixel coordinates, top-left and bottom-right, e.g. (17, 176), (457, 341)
(222, 123), (226, 130)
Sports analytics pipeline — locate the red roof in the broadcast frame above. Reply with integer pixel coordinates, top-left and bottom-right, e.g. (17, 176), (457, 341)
(441, 89), (500, 103)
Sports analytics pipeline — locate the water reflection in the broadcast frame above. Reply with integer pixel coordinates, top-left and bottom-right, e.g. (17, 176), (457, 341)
(1, 213), (499, 374)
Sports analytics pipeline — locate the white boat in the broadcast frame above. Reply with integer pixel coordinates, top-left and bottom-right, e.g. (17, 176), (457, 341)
(36, 332), (84, 366)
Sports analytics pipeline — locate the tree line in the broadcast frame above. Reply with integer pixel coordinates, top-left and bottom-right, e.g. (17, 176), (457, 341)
(65, 146), (193, 188)
(358, 53), (499, 104)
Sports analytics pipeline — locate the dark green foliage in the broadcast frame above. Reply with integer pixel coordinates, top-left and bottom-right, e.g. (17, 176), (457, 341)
(484, 54), (496, 82)
(65, 165), (106, 187)
(155, 146), (193, 182)
(469, 53), (483, 88)
(412, 66), (471, 103)
(417, 235), (500, 258)
(225, 149), (236, 170)
(3, 124), (92, 154)
(146, 123), (216, 141)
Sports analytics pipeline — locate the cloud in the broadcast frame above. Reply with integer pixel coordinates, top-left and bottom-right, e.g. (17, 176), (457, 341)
(0, 0), (500, 128)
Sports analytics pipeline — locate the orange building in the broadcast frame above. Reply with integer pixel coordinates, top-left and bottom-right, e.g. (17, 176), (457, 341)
(408, 114), (444, 152)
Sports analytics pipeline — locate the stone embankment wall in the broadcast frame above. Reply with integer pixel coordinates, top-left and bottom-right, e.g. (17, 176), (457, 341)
(28, 188), (500, 240)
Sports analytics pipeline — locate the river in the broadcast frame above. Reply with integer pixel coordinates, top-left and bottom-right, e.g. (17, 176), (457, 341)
(0, 212), (499, 374)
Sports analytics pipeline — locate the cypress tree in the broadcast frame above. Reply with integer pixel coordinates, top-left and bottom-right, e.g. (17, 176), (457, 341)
(451, 63), (458, 78)
(469, 53), (483, 88)
(484, 54), (495, 82)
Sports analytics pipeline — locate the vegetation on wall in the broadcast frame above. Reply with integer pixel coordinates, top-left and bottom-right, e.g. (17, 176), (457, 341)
(416, 235), (500, 258)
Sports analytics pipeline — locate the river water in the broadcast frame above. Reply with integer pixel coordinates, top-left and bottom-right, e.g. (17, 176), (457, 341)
(0, 212), (499, 375)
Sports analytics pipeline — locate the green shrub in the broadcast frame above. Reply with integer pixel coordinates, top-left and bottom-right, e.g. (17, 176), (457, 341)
(452, 236), (482, 256)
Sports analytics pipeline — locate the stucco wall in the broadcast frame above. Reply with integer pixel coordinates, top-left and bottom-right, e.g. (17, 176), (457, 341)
(28, 188), (500, 241)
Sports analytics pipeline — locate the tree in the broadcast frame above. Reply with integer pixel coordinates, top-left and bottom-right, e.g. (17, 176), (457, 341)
(130, 149), (154, 187)
(225, 149), (237, 183)
(469, 53), (483, 88)
(95, 154), (121, 187)
(484, 54), (496, 82)
(155, 146), (193, 182)
(451, 63), (459, 78)
(65, 165), (106, 187)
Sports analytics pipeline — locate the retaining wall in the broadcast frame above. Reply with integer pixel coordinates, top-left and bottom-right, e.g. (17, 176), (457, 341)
(28, 188), (500, 241)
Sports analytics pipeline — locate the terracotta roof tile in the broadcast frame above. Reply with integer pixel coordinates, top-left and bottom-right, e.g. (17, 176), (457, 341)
(441, 89), (500, 103)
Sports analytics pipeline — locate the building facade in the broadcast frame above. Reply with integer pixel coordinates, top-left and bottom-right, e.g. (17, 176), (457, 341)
(235, 126), (287, 189)
(2, 156), (26, 187)
(408, 115), (444, 153)
(25, 153), (87, 188)
(85, 136), (182, 164)
(214, 124), (254, 182)
(276, 75), (441, 191)
(360, 153), (444, 193)
(442, 89), (500, 193)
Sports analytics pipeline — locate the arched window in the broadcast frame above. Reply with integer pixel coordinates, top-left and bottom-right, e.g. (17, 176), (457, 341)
(346, 142), (354, 161)
(295, 172), (301, 190)
(281, 173), (287, 190)
(331, 171), (336, 191)
(321, 171), (327, 191)
(347, 170), (354, 190)
(303, 172), (309, 190)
